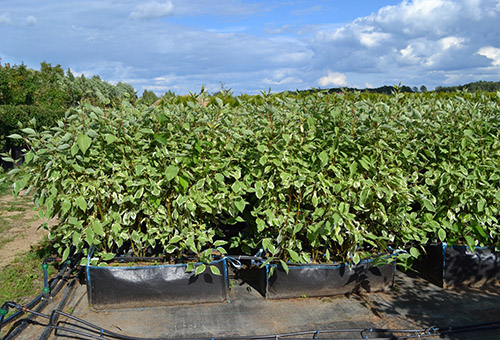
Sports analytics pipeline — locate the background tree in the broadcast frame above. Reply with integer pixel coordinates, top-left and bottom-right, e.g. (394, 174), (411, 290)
(141, 89), (159, 105)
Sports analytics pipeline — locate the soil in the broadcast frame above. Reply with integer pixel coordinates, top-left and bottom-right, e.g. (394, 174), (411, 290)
(0, 192), (58, 267)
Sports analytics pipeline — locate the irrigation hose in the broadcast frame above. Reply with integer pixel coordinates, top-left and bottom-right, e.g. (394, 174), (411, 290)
(0, 254), (79, 339)
(38, 266), (84, 340)
(4, 302), (499, 340)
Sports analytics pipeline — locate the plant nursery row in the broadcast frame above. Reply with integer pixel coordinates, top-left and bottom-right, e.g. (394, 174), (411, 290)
(5, 90), (500, 273)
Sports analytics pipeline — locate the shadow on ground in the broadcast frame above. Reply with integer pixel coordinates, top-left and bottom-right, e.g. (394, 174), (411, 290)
(353, 270), (500, 340)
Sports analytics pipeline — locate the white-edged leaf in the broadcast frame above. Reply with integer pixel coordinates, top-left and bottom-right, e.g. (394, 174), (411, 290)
(279, 260), (289, 274)
(195, 264), (206, 276)
(210, 265), (221, 276)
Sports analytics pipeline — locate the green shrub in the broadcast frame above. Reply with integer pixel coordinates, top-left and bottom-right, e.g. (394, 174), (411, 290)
(7, 90), (500, 268)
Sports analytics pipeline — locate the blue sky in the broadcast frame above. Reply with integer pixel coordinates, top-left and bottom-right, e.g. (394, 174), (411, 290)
(1, 0), (500, 95)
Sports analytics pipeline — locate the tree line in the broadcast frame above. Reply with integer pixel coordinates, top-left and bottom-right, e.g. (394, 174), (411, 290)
(0, 60), (137, 168)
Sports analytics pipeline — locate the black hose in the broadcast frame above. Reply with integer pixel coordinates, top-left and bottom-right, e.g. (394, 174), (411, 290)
(2, 299), (50, 340)
(38, 267), (83, 340)
(45, 312), (434, 340)
(1, 258), (70, 327)
(0, 257), (78, 339)
(5, 303), (500, 340)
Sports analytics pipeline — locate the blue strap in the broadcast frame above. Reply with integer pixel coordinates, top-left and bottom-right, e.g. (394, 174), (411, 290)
(224, 256), (242, 269)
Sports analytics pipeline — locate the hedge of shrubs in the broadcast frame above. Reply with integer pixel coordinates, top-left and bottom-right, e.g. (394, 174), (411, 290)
(5, 90), (500, 269)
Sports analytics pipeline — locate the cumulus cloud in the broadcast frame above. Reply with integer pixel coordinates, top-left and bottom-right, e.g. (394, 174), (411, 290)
(2, 0), (500, 94)
(477, 46), (500, 66)
(311, 0), (500, 87)
(318, 72), (347, 87)
(130, 1), (174, 20)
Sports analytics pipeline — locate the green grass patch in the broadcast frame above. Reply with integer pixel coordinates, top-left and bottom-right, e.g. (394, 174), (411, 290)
(0, 250), (55, 304)
(0, 172), (12, 196)
(0, 241), (55, 325)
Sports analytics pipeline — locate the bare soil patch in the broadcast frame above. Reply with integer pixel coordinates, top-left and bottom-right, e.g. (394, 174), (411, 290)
(0, 193), (58, 267)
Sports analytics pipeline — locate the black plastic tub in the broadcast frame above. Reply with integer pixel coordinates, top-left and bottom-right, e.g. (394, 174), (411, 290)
(412, 243), (500, 288)
(86, 258), (229, 310)
(241, 259), (395, 299)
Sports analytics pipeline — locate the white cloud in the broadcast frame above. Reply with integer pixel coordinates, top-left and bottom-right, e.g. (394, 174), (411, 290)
(25, 15), (37, 25)
(477, 46), (500, 66)
(440, 36), (465, 50)
(0, 13), (11, 24)
(359, 30), (390, 47)
(318, 72), (347, 87)
(130, 1), (174, 20)
(1, 0), (500, 94)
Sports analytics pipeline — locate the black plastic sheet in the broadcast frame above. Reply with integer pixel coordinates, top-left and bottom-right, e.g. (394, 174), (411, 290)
(86, 258), (229, 309)
(242, 261), (394, 299)
(413, 243), (500, 288)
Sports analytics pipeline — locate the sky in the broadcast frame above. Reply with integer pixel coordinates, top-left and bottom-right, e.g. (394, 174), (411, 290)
(1, 0), (500, 95)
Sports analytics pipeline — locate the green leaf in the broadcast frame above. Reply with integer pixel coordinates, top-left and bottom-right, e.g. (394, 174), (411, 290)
(165, 165), (179, 182)
(318, 150), (328, 166)
(231, 181), (241, 193)
(474, 223), (488, 239)
(477, 199), (486, 213)
(77, 133), (92, 155)
(21, 128), (36, 135)
(170, 235), (182, 244)
(62, 247), (70, 262)
(312, 193), (318, 207)
(186, 262), (195, 272)
(259, 155), (267, 166)
(179, 176), (189, 191)
(92, 220), (104, 236)
(209, 265), (221, 276)
(287, 248), (300, 263)
(256, 187), (264, 199)
(279, 260), (289, 274)
(410, 247), (420, 258)
(7, 134), (23, 139)
(353, 253), (360, 265)
(105, 134), (117, 144)
(85, 227), (94, 246)
(153, 134), (167, 145)
(70, 142), (79, 156)
(1, 157), (14, 163)
(57, 144), (71, 150)
(195, 264), (206, 276)
(101, 253), (115, 261)
(214, 240), (227, 247)
(359, 157), (370, 171)
(75, 196), (87, 212)
(215, 173), (224, 183)
(349, 162), (357, 176)
(422, 198), (435, 212)
(234, 198), (246, 213)
(72, 232), (81, 246)
(438, 228), (446, 242)
(134, 187), (144, 199)
(465, 235), (475, 252)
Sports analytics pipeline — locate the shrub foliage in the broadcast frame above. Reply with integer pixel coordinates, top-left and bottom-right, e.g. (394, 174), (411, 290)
(5, 90), (500, 266)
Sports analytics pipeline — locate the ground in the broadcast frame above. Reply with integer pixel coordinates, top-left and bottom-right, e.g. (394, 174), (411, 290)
(0, 192), (57, 268)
